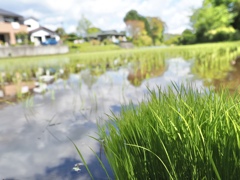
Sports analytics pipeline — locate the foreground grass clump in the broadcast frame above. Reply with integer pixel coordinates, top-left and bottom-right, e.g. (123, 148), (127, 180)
(99, 86), (240, 179)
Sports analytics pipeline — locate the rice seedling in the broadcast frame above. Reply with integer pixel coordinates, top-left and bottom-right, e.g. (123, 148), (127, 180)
(0, 41), (239, 105)
(1, 41), (239, 85)
(99, 85), (240, 179)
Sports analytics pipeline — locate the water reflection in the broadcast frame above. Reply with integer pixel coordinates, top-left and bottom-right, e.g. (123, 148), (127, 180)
(127, 63), (165, 86)
(191, 54), (232, 81)
(212, 57), (240, 92)
(0, 58), (206, 179)
(0, 57), (131, 104)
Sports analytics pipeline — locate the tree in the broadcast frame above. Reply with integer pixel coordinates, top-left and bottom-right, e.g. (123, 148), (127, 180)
(87, 27), (101, 34)
(76, 15), (92, 37)
(124, 10), (150, 38)
(124, 10), (143, 21)
(202, 0), (240, 31)
(189, 0), (240, 42)
(191, 1), (235, 42)
(123, 10), (165, 45)
(67, 33), (79, 42)
(147, 17), (165, 45)
(55, 27), (66, 37)
(231, 1), (240, 30)
(179, 29), (196, 44)
(55, 27), (67, 43)
(125, 20), (145, 38)
(15, 32), (29, 44)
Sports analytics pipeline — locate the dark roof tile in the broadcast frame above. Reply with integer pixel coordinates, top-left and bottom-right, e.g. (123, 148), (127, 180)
(29, 26), (57, 34)
(0, 8), (23, 17)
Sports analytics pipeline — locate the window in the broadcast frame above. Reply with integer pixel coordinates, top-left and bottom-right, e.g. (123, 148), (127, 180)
(4, 17), (19, 23)
(4, 17), (14, 22)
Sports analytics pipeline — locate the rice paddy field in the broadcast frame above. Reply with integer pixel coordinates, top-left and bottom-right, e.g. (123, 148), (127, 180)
(0, 41), (240, 179)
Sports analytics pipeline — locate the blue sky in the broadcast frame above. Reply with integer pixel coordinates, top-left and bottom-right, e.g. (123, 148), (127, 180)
(0, 0), (203, 34)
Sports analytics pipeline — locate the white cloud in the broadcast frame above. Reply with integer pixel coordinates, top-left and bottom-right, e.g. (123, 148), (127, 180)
(20, 9), (44, 19)
(65, 25), (77, 33)
(0, 0), (203, 33)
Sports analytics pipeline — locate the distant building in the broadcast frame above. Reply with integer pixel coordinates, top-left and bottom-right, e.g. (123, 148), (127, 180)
(86, 30), (127, 43)
(24, 17), (60, 46)
(0, 8), (28, 45)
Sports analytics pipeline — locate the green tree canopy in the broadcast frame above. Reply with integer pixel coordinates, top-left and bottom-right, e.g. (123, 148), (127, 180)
(124, 10), (144, 21)
(231, 1), (240, 30)
(124, 10), (151, 36)
(67, 33), (79, 42)
(147, 17), (165, 44)
(179, 29), (196, 44)
(205, 0), (240, 30)
(87, 27), (101, 34)
(191, 1), (235, 42)
(123, 10), (166, 45)
(205, 0), (237, 7)
(55, 27), (66, 37)
(125, 20), (145, 38)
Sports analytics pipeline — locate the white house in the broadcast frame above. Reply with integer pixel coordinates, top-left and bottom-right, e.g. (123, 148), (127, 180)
(29, 27), (60, 45)
(24, 17), (40, 31)
(24, 17), (60, 46)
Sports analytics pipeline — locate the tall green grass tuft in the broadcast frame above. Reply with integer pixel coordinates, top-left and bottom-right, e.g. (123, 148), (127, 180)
(99, 85), (240, 179)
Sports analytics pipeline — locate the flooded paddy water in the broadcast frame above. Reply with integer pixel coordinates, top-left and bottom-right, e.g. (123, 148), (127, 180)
(0, 44), (240, 179)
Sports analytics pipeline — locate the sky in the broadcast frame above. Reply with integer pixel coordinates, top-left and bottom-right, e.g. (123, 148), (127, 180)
(0, 0), (203, 34)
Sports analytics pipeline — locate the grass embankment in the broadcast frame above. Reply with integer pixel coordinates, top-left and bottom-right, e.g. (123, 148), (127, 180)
(99, 86), (240, 179)
(68, 42), (121, 53)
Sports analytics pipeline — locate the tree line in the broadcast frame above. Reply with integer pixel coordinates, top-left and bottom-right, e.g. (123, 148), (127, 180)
(55, 1), (240, 47)
(180, 0), (240, 44)
(55, 11), (166, 47)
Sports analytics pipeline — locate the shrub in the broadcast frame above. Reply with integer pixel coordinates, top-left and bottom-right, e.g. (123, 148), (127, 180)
(15, 31), (29, 45)
(164, 35), (180, 45)
(90, 39), (101, 45)
(133, 34), (152, 46)
(103, 39), (113, 45)
(206, 27), (236, 42)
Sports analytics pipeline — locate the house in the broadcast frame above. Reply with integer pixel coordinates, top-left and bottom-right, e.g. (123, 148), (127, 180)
(24, 17), (60, 45)
(24, 16), (40, 31)
(0, 8), (28, 45)
(0, 9), (60, 46)
(87, 30), (127, 43)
